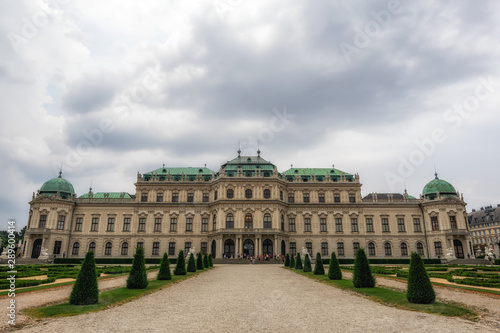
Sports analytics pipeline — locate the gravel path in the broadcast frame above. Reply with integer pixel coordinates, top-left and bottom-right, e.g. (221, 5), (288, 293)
(16, 265), (497, 333)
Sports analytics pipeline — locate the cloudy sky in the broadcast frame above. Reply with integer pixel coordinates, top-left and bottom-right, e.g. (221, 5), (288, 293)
(1, 0), (500, 230)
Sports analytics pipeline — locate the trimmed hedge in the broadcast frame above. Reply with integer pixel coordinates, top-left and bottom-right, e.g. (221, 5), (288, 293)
(157, 253), (172, 280)
(353, 248), (375, 288)
(328, 252), (342, 280)
(289, 255), (295, 269)
(407, 252), (435, 304)
(174, 250), (187, 275)
(313, 253), (324, 275)
(295, 253), (303, 270)
(187, 253), (197, 272)
(320, 258), (442, 265)
(127, 247), (148, 289)
(54, 258), (177, 265)
(0, 277), (56, 289)
(284, 254), (290, 267)
(70, 251), (99, 305)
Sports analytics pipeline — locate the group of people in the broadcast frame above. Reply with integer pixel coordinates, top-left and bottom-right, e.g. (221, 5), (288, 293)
(221, 252), (285, 264)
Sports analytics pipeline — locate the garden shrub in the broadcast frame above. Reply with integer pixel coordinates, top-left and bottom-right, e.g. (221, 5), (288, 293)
(187, 253), (197, 272)
(328, 252), (342, 280)
(174, 250), (187, 275)
(284, 254), (290, 267)
(289, 255), (295, 269)
(353, 248), (375, 288)
(196, 253), (204, 270)
(69, 251), (99, 305)
(303, 254), (312, 272)
(313, 253), (324, 275)
(204, 253), (209, 269)
(127, 247), (149, 289)
(157, 253), (172, 280)
(295, 253), (303, 270)
(407, 252), (435, 304)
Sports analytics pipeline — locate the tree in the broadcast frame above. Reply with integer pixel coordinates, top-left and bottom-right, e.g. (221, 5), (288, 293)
(295, 253), (303, 270)
(328, 252), (342, 280)
(69, 251), (99, 305)
(197, 252), (204, 270)
(353, 248), (375, 288)
(187, 253), (197, 272)
(313, 253), (325, 275)
(407, 252), (435, 304)
(203, 253), (210, 268)
(289, 255), (295, 268)
(303, 253), (312, 272)
(127, 247), (149, 289)
(284, 254), (290, 267)
(208, 253), (213, 267)
(157, 253), (172, 280)
(174, 250), (187, 275)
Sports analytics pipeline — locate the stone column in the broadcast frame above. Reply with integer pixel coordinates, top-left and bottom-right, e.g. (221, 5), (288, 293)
(256, 236), (261, 256)
(218, 236), (223, 259)
(274, 235), (278, 255)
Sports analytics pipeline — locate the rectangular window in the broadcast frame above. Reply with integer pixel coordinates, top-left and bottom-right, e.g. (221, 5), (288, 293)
(152, 242), (160, 255)
(172, 193), (178, 202)
(106, 217), (115, 232)
(170, 217), (177, 232)
(321, 242), (328, 256)
(318, 193), (325, 203)
(185, 242), (192, 255)
(449, 216), (457, 229)
(154, 217), (162, 232)
(304, 218), (311, 232)
(366, 218), (374, 232)
(169, 242), (176, 256)
(201, 218), (208, 232)
(91, 217), (99, 232)
(141, 192), (148, 202)
(156, 192), (163, 202)
(201, 242), (208, 254)
(290, 242), (296, 255)
(213, 215), (217, 230)
(280, 191), (283, 201)
(39, 214), (47, 228)
(306, 242), (312, 256)
(337, 242), (344, 256)
(335, 218), (343, 232)
(57, 215), (65, 230)
(351, 218), (358, 232)
(53, 241), (62, 255)
(138, 217), (146, 232)
(413, 218), (421, 232)
(123, 217), (131, 232)
(397, 218), (405, 232)
(203, 193), (209, 202)
(434, 241), (443, 256)
(334, 194), (340, 203)
(431, 216), (439, 231)
(187, 193), (194, 202)
(320, 218), (327, 232)
(288, 193), (294, 203)
(214, 191), (218, 200)
(353, 242), (360, 253)
(349, 194), (356, 203)
(382, 218), (390, 232)
(289, 218), (296, 232)
(75, 217), (83, 231)
(303, 193), (310, 203)
(186, 217), (193, 232)
(137, 242), (144, 249)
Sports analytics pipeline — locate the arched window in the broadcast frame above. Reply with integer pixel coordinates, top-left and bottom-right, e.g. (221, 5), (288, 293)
(400, 242), (408, 256)
(384, 242), (392, 256)
(105, 242), (112, 255)
(416, 242), (424, 256)
(227, 189), (234, 199)
(263, 189), (271, 199)
(263, 239), (273, 255)
(226, 213), (234, 229)
(368, 242), (375, 256)
(121, 242), (129, 255)
(245, 189), (252, 199)
(263, 214), (272, 229)
(245, 213), (253, 229)
(224, 239), (235, 258)
(72, 242), (80, 255)
(88, 242), (96, 253)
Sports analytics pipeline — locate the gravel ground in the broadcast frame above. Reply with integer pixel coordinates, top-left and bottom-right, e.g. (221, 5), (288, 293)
(15, 265), (498, 333)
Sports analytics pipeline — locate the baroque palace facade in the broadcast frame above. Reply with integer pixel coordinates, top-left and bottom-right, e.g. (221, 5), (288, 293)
(23, 152), (472, 260)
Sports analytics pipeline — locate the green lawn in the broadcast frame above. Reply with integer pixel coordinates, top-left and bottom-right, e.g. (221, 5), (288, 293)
(289, 269), (477, 320)
(24, 269), (210, 319)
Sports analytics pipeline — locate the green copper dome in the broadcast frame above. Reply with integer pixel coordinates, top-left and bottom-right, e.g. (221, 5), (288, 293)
(40, 172), (75, 199)
(422, 174), (457, 199)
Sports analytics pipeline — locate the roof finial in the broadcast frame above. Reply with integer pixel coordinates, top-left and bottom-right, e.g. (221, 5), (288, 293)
(291, 164), (293, 168)
(404, 182), (407, 194)
(163, 163), (165, 168)
(237, 141), (241, 157)
(332, 164), (335, 169)
(257, 140), (261, 157)
(58, 162), (63, 178)
(434, 163), (438, 179)
(89, 179), (93, 193)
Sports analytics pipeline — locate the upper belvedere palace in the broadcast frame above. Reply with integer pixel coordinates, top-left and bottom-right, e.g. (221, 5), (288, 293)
(23, 151), (471, 260)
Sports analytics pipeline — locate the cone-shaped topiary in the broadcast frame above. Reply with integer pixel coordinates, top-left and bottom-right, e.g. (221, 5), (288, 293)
(174, 250), (187, 275)
(353, 248), (375, 288)
(157, 253), (172, 280)
(290, 255), (295, 268)
(295, 253), (303, 270)
(328, 252), (342, 280)
(187, 253), (197, 272)
(284, 254), (290, 267)
(313, 253), (325, 275)
(208, 254), (213, 267)
(303, 253), (312, 272)
(204, 253), (210, 269)
(70, 251), (99, 305)
(127, 247), (149, 289)
(197, 252), (204, 270)
(407, 252), (435, 304)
